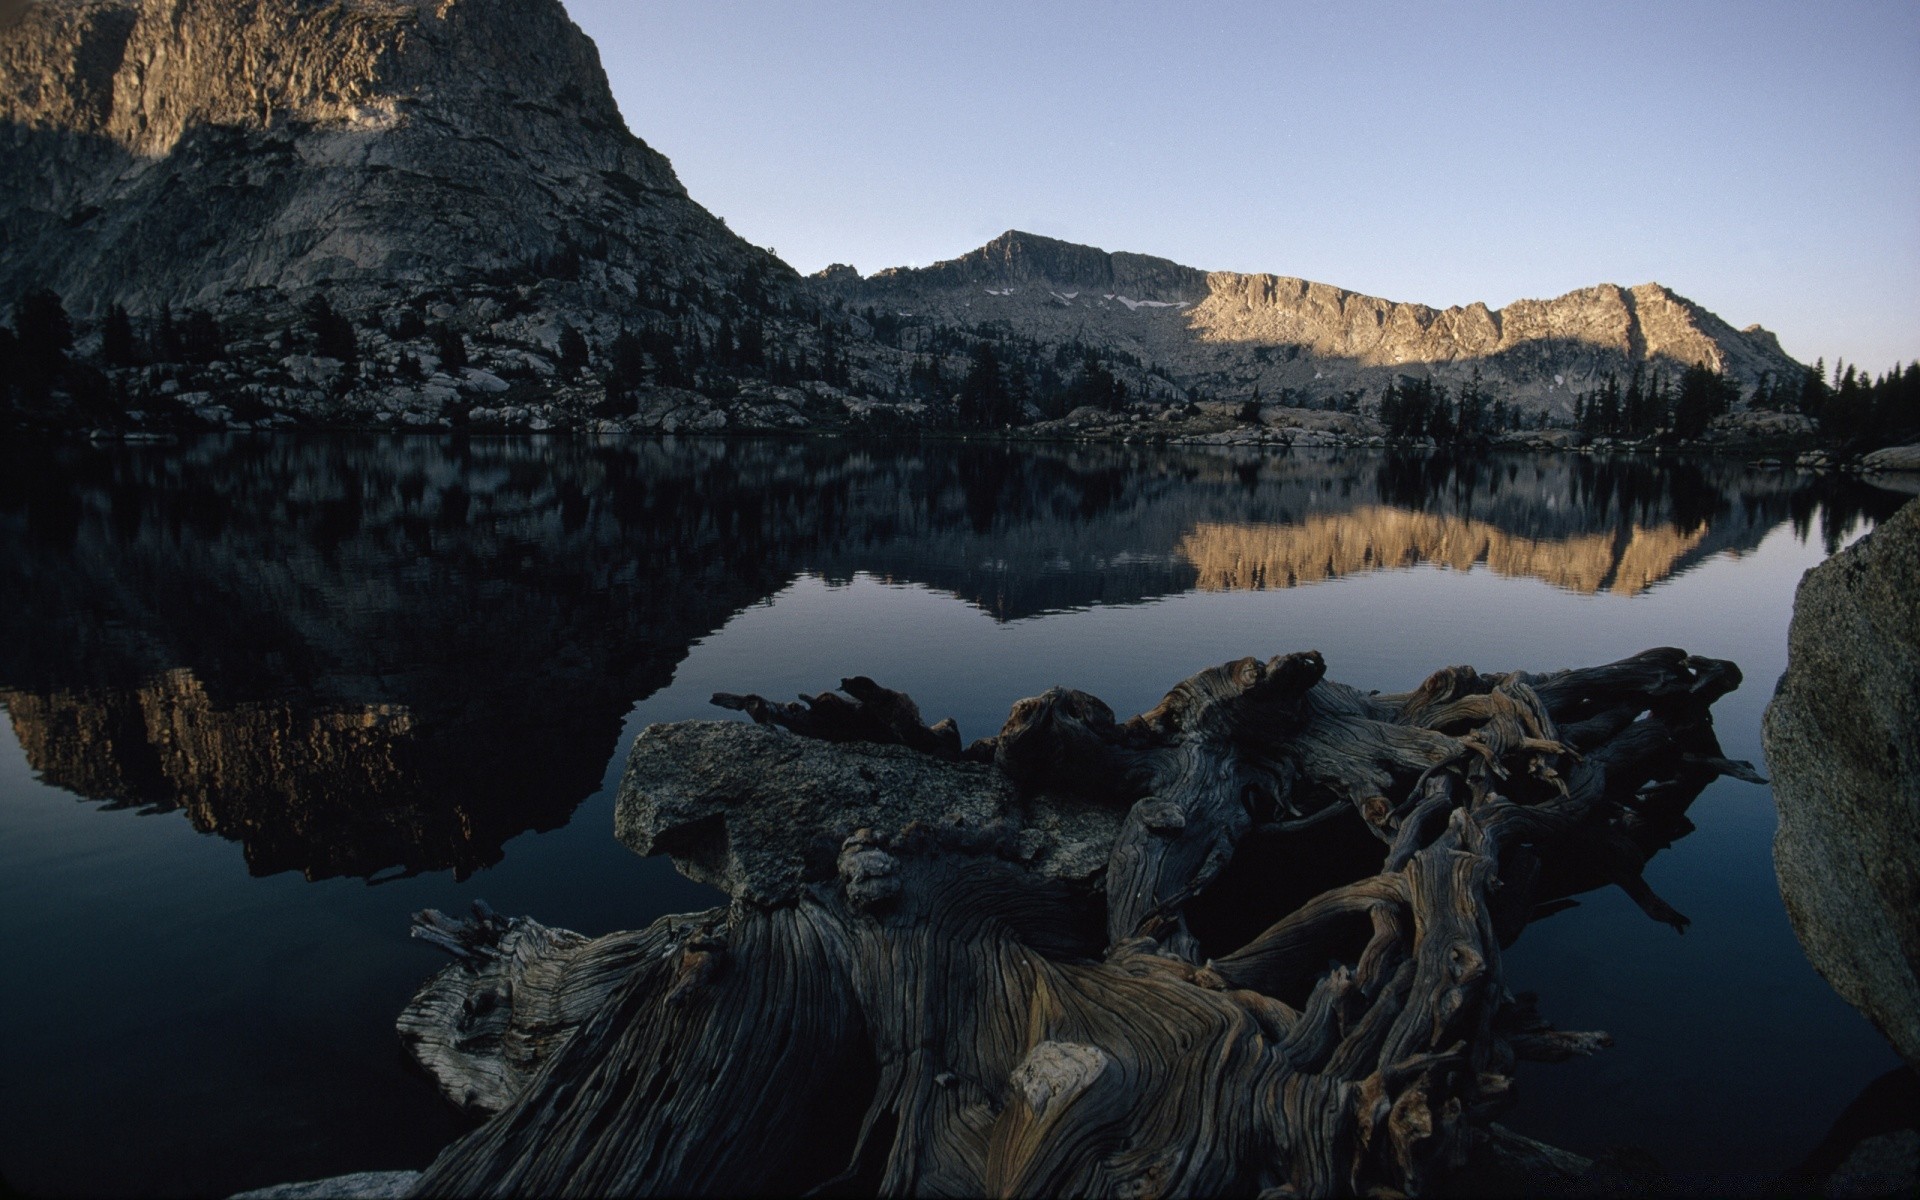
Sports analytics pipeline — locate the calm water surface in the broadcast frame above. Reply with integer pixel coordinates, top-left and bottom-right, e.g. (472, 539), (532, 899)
(0, 436), (1907, 1197)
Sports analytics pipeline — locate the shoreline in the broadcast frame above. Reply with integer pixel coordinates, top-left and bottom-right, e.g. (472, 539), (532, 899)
(47, 420), (1917, 477)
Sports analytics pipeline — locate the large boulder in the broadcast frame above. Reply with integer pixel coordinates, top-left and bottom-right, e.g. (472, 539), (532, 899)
(1862, 444), (1920, 474)
(1764, 498), (1920, 1066)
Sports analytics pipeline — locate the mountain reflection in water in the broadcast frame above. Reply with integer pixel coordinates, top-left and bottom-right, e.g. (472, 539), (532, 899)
(0, 435), (1902, 883)
(1178, 508), (1713, 595)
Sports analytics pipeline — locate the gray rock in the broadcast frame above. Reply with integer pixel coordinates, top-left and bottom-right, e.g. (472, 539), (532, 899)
(820, 230), (1804, 418)
(1827, 1130), (1920, 1199)
(1, 0), (1808, 435)
(459, 368), (509, 395)
(0, 0), (782, 415)
(613, 721), (1122, 906)
(1862, 444), (1920, 473)
(228, 1170), (420, 1200)
(1764, 498), (1920, 1067)
(281, 355), (343, 387)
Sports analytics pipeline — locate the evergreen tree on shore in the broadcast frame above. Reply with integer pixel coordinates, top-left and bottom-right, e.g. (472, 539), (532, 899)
(101, 303), (139, 367)
(12, 289), (73, 400)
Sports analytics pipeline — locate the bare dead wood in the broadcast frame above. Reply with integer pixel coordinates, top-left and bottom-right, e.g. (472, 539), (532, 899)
(397, 647), (1761, 1197)
(713, 674), (964, 760)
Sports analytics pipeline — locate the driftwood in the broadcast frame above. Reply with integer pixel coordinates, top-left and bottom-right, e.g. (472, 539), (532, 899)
(396, 647), (1758, 1197)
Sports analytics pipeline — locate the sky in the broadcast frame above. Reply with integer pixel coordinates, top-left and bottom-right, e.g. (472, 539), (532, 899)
(564, 1), (1919, 372)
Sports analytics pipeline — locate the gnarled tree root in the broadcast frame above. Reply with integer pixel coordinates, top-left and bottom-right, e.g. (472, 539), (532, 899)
(397, 647), (1758, 1197)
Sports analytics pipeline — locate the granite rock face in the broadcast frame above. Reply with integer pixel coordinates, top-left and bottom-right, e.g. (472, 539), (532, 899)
(827, 230), (1805, 417)
(1764, 497), (1920, 1066)
(2, 5), (1806, 430)
(0, 0), (779, 318)
(1863, 444), (1920, 473)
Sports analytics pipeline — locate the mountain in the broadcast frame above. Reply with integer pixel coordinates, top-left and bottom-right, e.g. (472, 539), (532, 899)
(0, 0), (782, 319)
(0, 2), (1809, 435)
(819, 230), (1806, 416)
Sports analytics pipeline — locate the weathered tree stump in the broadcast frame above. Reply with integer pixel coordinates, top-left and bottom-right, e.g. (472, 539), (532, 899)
(397, 647), (1758, 1197)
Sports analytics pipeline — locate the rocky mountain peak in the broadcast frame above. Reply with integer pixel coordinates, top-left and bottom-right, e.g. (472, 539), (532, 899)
(0, 1), (1819, 437)
(866, 230), (1209, 298)
(831, 233), (1806, 414)
(5, 0), (632, 155)
(0, 0), (772, 318)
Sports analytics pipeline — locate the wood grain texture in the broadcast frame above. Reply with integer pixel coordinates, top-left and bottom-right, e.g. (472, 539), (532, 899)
(399, 648), (1757, 1197)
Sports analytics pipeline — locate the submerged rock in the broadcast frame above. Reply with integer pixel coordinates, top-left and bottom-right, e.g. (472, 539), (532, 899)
(1765, 498), (1920, 1066)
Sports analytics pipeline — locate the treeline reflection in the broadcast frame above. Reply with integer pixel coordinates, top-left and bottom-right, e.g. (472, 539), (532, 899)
(0, 436), (1902, 881)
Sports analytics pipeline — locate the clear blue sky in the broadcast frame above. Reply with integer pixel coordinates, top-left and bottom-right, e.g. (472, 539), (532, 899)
(566, 1), (1918, 372)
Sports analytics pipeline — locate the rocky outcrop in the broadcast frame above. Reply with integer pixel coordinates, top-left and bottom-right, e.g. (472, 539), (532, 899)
(1863, 444), (1920, 473)
(2, 6), (1810, 434)
(1764, 498), (1920, 1067)
(0, 0), (784, 319)
(230, 1171), (420, 1200)
(864, 229), (1209, 297)
(828, 231), (1806, 417)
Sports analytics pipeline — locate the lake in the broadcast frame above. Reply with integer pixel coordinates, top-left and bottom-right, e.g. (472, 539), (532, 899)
(0, 434), (1906, 1197)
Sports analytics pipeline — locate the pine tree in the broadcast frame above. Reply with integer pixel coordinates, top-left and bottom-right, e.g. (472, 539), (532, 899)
(558, 325), (591, 378)
(1797, 362), (1829, 420)
(1671, 364), (1735, 439)
(305, 294), (357, 364)
(1455, 368), (1486, 438)
(102, 303), (139, 367)
(391, 307), (427, 340)
(182, 310), (224, 365)
(1593, 378), (1620, 436)
(1621, 365), (1645, 436)
(959, 341), (1009, 428)
(153, 302), (181, 363)
(12, 289), (73, 399)
(433, 325), (467, 374)
(1424, 380), (1454, 441)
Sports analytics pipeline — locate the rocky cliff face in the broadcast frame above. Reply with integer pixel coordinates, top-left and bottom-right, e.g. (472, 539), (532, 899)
(826, 231), (1805, 415)
(0, 0), (780, 317)
(1, 4), (1806, 433)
